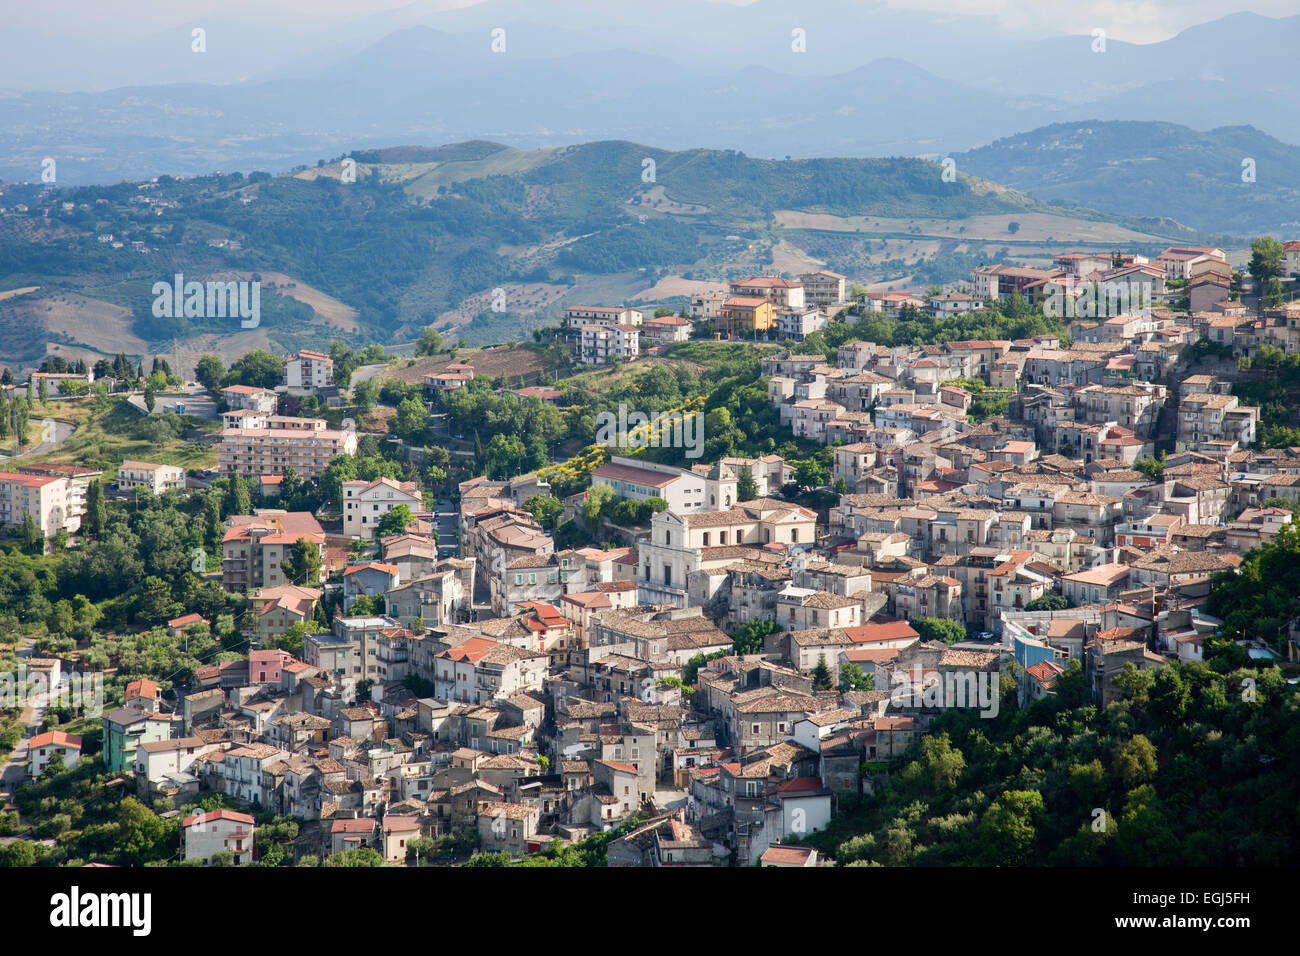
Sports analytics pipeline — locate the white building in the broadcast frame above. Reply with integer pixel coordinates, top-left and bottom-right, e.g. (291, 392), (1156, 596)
(0, 471), (78, 538)
(27, 731), (81, 777)
(342, 476), (425, 539)
(284, 350), (334, 389)
(117, 460), (186, 495)
(579, 324), (640, 365)
(221, 385), (278, 413)
(184, 809), (256, 865)
(777, 307), (828, 341)
(564, 306), (643, 329)
(797, 270), (847, 310)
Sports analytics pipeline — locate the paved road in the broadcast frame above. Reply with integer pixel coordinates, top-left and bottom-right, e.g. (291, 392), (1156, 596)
(350, 363), (390, 387)
(435, 498), (459, 554)
(3, 419), (74, 460)
(0, 639), (41, 801)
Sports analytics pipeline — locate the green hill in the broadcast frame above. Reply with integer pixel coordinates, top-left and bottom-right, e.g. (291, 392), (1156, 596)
(957, 121), (1300, 236)
(0, 139), (1204, 372)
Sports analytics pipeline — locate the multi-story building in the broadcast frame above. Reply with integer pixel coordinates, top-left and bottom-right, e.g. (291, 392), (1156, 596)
(689, 292), (729, 321)
(591, 456), (735, 513)
(284, 350), (334, 389)
(184, 810), (256, 865)
(729, 276), (806, 310)
(249, 585), (323, 642)
(221, 384), (278, 413)
(1076, 383), (1167, 436)
(564, 306), (643, 329)
(117, 460), (186, 495)
(797, 270), (846, 310)
(579, 323), (640, 365)
(0, 470), (78, 538)
(640, 314), (692, 346)
(716, 297), (775, 338)
(219, 416), (357, 480)
(1179, 393), (1259, 451)
(638, 500), (817, 605)
(776, 307), (827, 341)
(221, 511), (326, 592)
(343, 476), (424, 539)
(433, 636), (548, 704)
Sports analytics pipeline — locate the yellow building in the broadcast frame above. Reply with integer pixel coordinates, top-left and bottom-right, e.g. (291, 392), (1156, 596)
(717, 296), (775, 338)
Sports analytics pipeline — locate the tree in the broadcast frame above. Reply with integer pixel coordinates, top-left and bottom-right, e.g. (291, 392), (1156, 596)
(812, 653), (832, 691)
(85, 479), (106, 537)
(1024, 594), (1070, 612)
(525, 495), (563, 531)
(144, 386), (156, 413)
(736, 470), (758, 501)
(352, 379), (377, 414)
(225, 474), (251, 517)
(1114, 734), (1158, 789)
(375, 505), (413, 537)
(1133, 452), (1166, 481)
(1264, 278), (1285, 310)
(282, 537), (323, 586)
(977, 790), (1042, 866)
(228, 350), (284, 390)
(794, 458), (829, 491)
(390, 397), (429, 444)
(1007, 221), (1021, 234)
(415, 327), (445, 356)
(21, 514), (42, 555)
(910, 616), (965, 644)
(195, 355), (226, 392)
(1248, 236), (1284, 299)
(484, 433), (527, 481)
(38, 377), (49, 406)
(838, 661), (873, 692)
(580, 483), (614, 527)
(730, 618), (778, 655)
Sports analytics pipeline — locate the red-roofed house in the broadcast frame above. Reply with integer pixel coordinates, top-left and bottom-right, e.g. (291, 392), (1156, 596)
(167, 613), (205, 636)
(27, 730), (82, 776)
(184, 809), (256, 865)
(331, 816), (378, 854)
(761, 844), (820, 867)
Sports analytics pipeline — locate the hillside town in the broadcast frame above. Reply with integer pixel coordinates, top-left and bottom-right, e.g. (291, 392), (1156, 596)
(1, 237), (1298, 872)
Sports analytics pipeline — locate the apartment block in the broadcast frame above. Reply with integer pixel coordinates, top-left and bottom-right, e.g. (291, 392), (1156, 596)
(564, 306), (643, 329)
(0, 470), (78, 538)
(797, 270), (846, 310)
(343, 476), (424, 539)
(579, 323), (640, 365)
(284, 350), (334, 389)
(219, 416), (358, 480)
(118, 460), (186, 494)
(221, 511), (326, 593)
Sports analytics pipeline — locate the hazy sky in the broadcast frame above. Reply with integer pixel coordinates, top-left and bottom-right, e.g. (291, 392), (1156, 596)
(3, 0), (1298, 43)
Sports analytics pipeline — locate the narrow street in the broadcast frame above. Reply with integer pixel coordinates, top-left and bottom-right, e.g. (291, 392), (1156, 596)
(0, 638), (44, 802)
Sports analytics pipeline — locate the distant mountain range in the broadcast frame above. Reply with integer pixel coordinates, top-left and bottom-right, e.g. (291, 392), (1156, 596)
(956, 121), (1300, 236)
(1, 7), (1299, 193)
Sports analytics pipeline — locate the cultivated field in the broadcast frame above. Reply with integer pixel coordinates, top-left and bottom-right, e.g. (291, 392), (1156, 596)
(773, 210), (1167, 244)
(376, 346), (550, 388)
